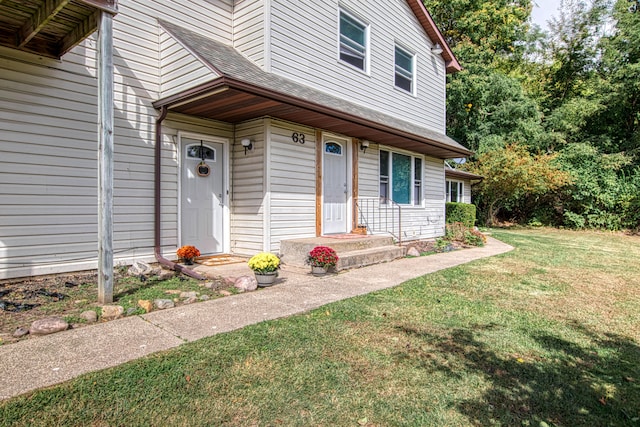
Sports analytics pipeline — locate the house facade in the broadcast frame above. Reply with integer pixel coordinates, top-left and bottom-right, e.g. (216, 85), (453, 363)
(0, 0), (470, 280)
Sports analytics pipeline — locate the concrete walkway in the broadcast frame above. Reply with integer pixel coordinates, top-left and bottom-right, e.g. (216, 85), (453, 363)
(0, 237), (513, 401)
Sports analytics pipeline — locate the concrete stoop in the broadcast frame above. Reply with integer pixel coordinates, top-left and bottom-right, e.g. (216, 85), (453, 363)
(279, 235), (406, 271)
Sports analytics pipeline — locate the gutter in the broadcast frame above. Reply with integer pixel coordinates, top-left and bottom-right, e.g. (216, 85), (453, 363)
(154, 106), (205, 280)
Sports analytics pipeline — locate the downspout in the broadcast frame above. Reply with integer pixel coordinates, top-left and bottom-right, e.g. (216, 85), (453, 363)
(154, 106), (205, 280)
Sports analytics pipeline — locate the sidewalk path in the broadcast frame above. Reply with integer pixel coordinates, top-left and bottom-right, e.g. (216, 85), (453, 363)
(0, 237), (513, 400)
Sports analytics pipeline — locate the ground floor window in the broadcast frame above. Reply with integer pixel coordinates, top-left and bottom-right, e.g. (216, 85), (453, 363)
(380, 149), (422, 205)
(446, 180), (463, 202)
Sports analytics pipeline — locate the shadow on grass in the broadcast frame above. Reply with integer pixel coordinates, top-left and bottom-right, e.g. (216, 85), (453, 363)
(396, 323), (640, 426)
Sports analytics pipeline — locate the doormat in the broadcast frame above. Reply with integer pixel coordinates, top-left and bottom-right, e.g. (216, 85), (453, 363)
(322, 234), (369, 240)
(196, 255), (247, 266)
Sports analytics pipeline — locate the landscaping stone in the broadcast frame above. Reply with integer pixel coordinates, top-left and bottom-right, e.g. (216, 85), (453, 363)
(12, 327), (29, 338)
(164, 290), (182, 295)
(219, 290), (232, 296)
(79, 310), (98, 323)
(199, 295), (211, 301)
(101, 305), (124, 320)
(234, 275), (257, 292)
(154, 299), (175, 310)
(406, 247), (421, 257)
(126, 307), (138, 316)
(179, 291), (198, 299)
(203, 281), (216, 289)
(223, 277), (236, 286)
(157, 269), (175, 280)
(183, 296), (198, 304)
(138, 300), (153, 313)
(128, 261), (153, 277)
(29, 317), (68, 336)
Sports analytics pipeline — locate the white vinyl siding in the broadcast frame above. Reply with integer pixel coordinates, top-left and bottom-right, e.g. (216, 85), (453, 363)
(269, 0), (446, 131)
(358, 142), (380, 198)
(462, 182), (472, 204)
(0, 0), (234, 279)
(233, 0), (267, 68)
(268, 120), (317, 252)
(160, 28), (219, 98)
(231, 119), (266, 256)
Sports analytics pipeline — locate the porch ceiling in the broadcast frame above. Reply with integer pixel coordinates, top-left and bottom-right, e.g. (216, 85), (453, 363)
(0, 0), (117, 58)
(154, 20), (472, 160)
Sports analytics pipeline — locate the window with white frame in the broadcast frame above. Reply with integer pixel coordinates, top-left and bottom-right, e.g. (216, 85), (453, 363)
(379, 149), (423, 206)
(394, 45), (415, 93)
(446, 180), (464, 202)
(339, 10), (368, 71)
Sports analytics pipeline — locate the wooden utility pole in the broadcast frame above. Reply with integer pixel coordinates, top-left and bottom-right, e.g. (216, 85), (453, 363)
(97, 10), (114, 303)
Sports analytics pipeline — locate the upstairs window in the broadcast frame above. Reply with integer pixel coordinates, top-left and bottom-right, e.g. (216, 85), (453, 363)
(339, 11), (368, 71)
(395, 45), (415, 93)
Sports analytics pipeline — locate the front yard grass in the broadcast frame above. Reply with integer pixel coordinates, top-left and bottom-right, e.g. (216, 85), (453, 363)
(1, 228), (639, 426)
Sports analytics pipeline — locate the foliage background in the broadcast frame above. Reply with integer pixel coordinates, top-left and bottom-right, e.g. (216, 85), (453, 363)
(424, 0), (640, 229)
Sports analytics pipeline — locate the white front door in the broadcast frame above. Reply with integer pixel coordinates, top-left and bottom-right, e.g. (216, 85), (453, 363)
(323, 139), (348, 234)
(181, 138), (225, 254)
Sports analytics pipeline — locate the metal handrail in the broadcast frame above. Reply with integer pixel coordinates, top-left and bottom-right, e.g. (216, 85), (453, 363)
(355, 197), (402, 246)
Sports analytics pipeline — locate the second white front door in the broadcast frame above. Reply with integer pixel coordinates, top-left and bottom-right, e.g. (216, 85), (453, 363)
(181, 138), (225, 254)
(323, 138), (348, 234)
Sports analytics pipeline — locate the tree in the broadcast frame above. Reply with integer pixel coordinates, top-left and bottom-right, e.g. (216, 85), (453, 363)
(465, 144), (571, 225)
(447, 66), (544, 153)
(592, 0), (640, 155)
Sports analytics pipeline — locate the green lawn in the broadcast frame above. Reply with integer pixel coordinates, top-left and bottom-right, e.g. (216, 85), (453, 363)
(1, 229), (639, 426)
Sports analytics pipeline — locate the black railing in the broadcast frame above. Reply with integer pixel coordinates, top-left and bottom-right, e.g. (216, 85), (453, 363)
(355, 197), (402, 246)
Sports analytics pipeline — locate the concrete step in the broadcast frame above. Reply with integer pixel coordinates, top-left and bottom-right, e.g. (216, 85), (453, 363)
(336, 245), (406, 271)
(279, 235), (404, 270)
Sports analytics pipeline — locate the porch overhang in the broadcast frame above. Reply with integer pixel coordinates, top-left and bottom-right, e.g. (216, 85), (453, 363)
(445, 168), (484, 181)
(154, 20), (471, 160)
(0, 0), (118, 58)
(153, 76), (472, 159)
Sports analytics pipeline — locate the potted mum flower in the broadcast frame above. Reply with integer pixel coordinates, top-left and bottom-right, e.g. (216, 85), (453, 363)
(247, 252), (281, 286)
(176, 245), (200, 265)
(306, 246), (339, 276)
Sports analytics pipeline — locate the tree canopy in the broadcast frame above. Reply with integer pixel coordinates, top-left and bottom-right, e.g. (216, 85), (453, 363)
(424, 0), (640, 229)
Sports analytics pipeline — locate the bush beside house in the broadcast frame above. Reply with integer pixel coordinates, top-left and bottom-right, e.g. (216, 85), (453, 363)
(446, 202), (477, 227)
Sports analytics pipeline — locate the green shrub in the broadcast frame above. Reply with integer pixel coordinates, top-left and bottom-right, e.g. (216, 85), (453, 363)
(446, 202), (477, 227)
(443, 222), (486, 248)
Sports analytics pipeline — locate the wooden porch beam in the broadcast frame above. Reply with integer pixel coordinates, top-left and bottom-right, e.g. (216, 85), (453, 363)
(78, 0), (118, 14)
(18, 0), (71, 49)
(59, 9), (99, 57)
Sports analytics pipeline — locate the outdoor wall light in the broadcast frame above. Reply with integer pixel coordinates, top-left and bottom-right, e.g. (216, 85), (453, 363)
(360, 140), (370, 154)
(241, 138), (253, 155)
(431, 43), (443, 55)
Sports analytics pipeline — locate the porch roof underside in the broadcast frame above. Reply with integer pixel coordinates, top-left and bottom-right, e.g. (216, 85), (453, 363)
(0, 0), (117, 58)
(153, 21), (471, 160)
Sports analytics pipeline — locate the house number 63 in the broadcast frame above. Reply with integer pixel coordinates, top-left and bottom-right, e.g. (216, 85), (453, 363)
(291, 132), (305, 144)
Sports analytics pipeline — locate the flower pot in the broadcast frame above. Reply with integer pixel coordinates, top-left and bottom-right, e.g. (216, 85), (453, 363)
(311, 266), (328, 276)
(182, 258), (195, 265)
(254, 272), (277, 286)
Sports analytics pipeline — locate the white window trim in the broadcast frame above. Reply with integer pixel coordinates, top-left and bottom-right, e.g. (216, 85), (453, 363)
(379, 148), (424, 207)
(337, 8), (370, 74)
(394, 44), (417, 96)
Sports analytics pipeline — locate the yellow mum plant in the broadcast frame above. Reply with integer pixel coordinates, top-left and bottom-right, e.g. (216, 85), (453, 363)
(247, 252), (280, 274)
